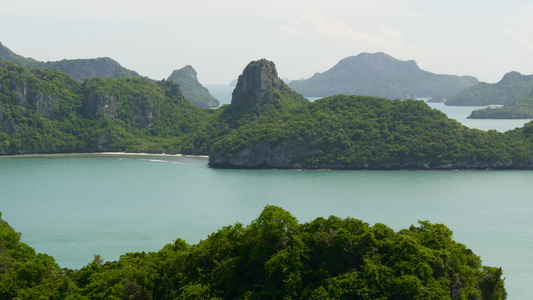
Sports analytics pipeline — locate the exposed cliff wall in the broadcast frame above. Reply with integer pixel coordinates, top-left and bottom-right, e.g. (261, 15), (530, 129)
(231, 59), (292, 109)
(209, 139), (533, 170)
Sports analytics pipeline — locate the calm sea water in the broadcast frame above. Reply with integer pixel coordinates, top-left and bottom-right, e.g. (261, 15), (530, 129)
(0, 154), (532, 298)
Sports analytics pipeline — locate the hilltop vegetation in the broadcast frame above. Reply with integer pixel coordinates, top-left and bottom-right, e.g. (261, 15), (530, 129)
(0, 207), (507, 299)
(288, 52), (478, 100)
(0, 42), (139, 82)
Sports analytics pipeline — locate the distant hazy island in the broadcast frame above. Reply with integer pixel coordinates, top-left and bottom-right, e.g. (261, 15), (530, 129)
(0, 206), (506, 299)
(288, 52), (479, 100)
(445, 71), (533, 119)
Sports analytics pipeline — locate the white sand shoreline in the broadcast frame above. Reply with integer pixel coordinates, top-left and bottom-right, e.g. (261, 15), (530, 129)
(0, 152), (209, 158)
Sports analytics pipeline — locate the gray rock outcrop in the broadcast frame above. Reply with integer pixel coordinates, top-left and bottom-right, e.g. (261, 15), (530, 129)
(231, 59), (287, 109)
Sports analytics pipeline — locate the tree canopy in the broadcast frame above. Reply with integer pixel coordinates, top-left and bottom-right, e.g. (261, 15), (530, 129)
(0, 207), (507, 299)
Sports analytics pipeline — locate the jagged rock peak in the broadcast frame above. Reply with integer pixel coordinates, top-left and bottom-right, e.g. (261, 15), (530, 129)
(231, 59), (287, 107)
(168, 65), (198, 81)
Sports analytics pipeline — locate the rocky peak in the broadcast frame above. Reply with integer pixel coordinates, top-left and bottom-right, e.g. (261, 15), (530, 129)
(168, 65), (198, 81)
(231, 59), (287, 108)
(167, 65), (220, 108)
(499, 71), (528, 84)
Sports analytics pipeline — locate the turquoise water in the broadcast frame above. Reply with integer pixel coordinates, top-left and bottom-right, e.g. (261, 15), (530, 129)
(0, 154), (532, 298)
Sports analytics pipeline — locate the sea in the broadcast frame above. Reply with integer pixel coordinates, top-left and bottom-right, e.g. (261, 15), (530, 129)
(1, 87), (532, 298)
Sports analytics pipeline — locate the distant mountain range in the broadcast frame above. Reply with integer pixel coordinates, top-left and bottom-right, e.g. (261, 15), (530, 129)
(445, 71), (533, 119)
(288, 52), (479, 100)
(0, 41), (220, 108)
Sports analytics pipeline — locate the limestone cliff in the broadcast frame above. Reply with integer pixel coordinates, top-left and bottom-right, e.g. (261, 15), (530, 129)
(231, 59), (284, 108)
(229, 59), (307, 110)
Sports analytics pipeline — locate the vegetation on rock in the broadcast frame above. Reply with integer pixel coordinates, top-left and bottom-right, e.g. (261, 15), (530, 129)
(209, 94), (533, 169)
(0, 59), (212, 155)
(0, 207), (507, 299)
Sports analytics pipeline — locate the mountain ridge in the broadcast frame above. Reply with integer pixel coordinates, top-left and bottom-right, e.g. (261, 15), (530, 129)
(288, 52), (479, 100)
(0, 41), (140, 81)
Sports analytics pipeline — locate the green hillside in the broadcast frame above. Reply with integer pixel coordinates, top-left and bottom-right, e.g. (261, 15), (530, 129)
(0, 41), (139, 81)
(0, 59), (212, 155)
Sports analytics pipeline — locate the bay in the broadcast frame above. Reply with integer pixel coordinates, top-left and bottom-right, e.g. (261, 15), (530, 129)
(426, 102), (531, 132)
(0, 154), (532, 298)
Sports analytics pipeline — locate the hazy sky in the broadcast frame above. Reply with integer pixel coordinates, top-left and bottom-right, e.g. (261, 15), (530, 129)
(1, 0), (532, 84)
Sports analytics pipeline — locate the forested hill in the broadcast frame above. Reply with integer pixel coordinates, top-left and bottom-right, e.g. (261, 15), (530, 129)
(0, 41), (139, 81)
(0, 58), (213, 155)
(0, 206), (507, 299)
(167, 65), (220, 108)
(288, 52), (479, 99)
(445, 71), (533, 119)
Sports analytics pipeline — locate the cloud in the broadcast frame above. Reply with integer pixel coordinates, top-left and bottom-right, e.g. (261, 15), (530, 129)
(279, 6), (405, 47)
(503, 28), (533, 52)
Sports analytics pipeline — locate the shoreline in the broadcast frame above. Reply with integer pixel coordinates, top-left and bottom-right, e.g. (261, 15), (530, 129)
(0, 152), (209, 159)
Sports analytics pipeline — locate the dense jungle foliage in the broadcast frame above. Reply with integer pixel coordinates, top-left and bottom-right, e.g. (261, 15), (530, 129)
(210, 95), (533, 169)
(0, 207), (507, 299)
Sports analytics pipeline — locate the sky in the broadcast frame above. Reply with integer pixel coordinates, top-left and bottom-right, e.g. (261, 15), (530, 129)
(1, 0), (532, 84)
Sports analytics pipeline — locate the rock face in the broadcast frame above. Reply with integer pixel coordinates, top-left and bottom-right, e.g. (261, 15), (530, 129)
(167, 65), (220, 108)
(210, 137), (533, 170)
(209, 140), (315, 169)
(231, 59), (287, 108)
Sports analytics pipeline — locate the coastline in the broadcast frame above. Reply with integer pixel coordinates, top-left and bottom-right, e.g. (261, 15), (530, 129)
(0, 152), (209, 159)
